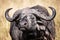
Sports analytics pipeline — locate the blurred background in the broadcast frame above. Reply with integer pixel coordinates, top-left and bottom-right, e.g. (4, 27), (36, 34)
(0, 0), (60, 40)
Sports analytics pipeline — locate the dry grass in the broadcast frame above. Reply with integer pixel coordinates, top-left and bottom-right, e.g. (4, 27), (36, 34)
(0, 0), (60, 40)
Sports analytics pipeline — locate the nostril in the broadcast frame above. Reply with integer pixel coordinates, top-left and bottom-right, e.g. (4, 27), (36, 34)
(24, 23), (27, 25)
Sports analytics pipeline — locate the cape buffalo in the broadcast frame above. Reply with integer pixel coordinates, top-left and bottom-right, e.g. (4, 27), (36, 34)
(5, 5), (56, 40)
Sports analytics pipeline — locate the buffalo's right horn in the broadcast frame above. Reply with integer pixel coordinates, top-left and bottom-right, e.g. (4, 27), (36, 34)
(5, 8), (19, 22)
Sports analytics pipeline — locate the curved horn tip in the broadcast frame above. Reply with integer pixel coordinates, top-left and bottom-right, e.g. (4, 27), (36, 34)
(49, 6), (52, 8)
(7, 8), (13, 10)
(5, 8), (13, 22)
(49, 7), (56, 10)
(48, 6), (56, 20)
(49, 6), (56, 14)
(6, 8), (13, 12)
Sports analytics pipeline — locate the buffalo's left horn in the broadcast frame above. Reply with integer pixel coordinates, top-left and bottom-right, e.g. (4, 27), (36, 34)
(33, 7), (56, 21)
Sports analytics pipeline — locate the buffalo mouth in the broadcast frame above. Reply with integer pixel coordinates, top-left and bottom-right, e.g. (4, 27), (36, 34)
(19, 27), (28, 31)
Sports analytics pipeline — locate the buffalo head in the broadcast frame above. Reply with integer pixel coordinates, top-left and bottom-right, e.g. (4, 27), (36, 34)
(5, 5), (56, 40)
(5, 6), (56, 31)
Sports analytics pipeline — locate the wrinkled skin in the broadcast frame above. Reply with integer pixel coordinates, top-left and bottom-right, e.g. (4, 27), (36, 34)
(5, 5), (56, 40)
